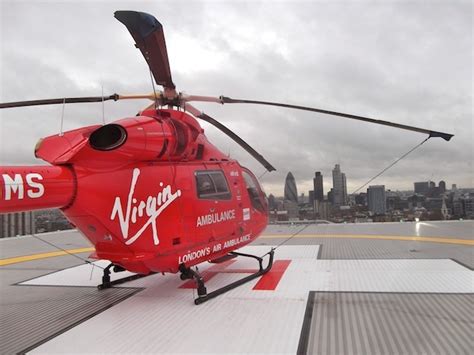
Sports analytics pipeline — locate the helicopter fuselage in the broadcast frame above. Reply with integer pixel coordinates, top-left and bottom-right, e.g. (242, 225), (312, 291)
(0, 109), (269, 274)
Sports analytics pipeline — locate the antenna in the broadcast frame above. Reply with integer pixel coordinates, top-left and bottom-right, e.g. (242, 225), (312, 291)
(101, 85), (106, 125)
(59, 98), (65, 136)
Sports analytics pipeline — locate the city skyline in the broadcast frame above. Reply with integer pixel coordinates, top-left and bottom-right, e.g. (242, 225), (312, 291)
(273, 164), (468, 200)
(271, 164), (472, 222)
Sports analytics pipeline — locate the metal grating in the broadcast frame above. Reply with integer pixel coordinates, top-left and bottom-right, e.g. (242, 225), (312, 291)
(0, 286), (140, 354)
(256, 237), (474, 269)
(299, 292), (474, 355)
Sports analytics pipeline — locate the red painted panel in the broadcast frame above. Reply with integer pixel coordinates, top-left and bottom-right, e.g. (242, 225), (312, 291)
(179, 259), (291, 291)
(253, 260), (291, 291)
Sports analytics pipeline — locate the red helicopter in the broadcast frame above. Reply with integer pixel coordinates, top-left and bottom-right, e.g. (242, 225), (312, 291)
(0, 11), (453, 304)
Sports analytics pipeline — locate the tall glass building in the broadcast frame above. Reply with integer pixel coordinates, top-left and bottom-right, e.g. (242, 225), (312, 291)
(367, 185), (386, 215)
(284, 172), (298, 203)
(313, 172), (324, 202)
(332, 164), (347, 206)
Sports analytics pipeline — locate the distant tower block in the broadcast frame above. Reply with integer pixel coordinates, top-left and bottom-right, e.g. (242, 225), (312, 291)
(414, 181), (430, 195)
(368, 185), (386, 215)
(313, 172), (324, 202)
(439, 181), (446, 193)
(284, 172), (298, 203)
(332, 164), (347, 206)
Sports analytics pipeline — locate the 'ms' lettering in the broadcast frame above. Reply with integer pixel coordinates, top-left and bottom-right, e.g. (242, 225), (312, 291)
(2, 174), (24, 200)
(2, 173), (45, 200)
(26, 173), (44, 198)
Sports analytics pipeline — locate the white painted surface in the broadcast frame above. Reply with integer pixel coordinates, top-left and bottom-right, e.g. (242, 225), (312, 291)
(20, 260), (139, 287)
(29, 245), (473, 354)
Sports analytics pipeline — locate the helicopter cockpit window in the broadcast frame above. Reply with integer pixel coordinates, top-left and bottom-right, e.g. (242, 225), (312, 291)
(195, 170), (231, 200)
(242, 170), (266, 212)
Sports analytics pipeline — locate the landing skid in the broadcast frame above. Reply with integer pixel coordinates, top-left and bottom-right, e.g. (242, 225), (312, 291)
(180, 249), (275, 305)
(97, 263), (152, 290)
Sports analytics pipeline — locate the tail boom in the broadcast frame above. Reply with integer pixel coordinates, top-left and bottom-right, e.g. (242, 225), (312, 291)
(0, 166), (75, 213)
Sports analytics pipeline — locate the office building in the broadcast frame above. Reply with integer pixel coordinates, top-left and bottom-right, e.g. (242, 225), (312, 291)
(308, 190), (315, 206)
(313, 172), (324, 202)
(315, 200), (330, 220)
(268, 194), (277, 211)
(332, 164), (347, 206)
(414, 182), (430, 195)
(367, 185), (386, 215)
(284, 172), (298, 203)
(439, 181), (446, 194)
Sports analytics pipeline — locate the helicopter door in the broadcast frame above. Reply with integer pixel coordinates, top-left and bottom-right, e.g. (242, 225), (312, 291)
(193, 169), (237, 243)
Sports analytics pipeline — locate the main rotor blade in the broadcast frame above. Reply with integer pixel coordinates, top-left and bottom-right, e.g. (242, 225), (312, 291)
(219, 97), (454, 141)
(115, 11), (175, 90)
(0, 94), (120, 109)
(185, 104), (275, 172)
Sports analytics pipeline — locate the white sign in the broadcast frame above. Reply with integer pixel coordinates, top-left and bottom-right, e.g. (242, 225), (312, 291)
(196, 209), (236, 227)
(243, 208), (250, 221)
(110, 168), (181, 246)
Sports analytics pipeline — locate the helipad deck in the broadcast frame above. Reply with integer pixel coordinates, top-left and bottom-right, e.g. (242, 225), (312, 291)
(1, 221), (473, 354)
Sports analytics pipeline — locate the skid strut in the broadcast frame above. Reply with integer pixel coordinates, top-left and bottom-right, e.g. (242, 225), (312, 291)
(180, 249), (275, 305)
(97, 263), (151, 290)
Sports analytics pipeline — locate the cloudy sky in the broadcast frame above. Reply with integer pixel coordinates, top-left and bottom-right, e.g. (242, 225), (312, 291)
(0, 0), (472, 196)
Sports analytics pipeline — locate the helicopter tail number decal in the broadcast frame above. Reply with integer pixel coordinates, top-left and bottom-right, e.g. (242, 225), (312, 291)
(2, 173), (44, 200)
(0, 167), (74, 213)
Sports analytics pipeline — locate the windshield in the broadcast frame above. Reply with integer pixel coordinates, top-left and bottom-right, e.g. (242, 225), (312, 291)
(242, 170), (267, 212)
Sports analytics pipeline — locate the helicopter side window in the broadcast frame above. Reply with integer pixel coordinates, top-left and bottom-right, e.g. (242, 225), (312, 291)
(211, 172), (229, 195)
(195, 170), (231, 200)
(196, 174), (214, 195)
(242, 171), (266, 212)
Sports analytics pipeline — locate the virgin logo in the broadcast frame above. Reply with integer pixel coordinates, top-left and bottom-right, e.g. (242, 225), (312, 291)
(110, 168), (181, 245)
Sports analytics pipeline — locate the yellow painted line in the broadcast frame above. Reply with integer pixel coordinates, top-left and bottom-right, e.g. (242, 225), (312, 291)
(0, 247), (95, 266)
(1, 233), (472, 266)
(261, 234), (474, 246)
